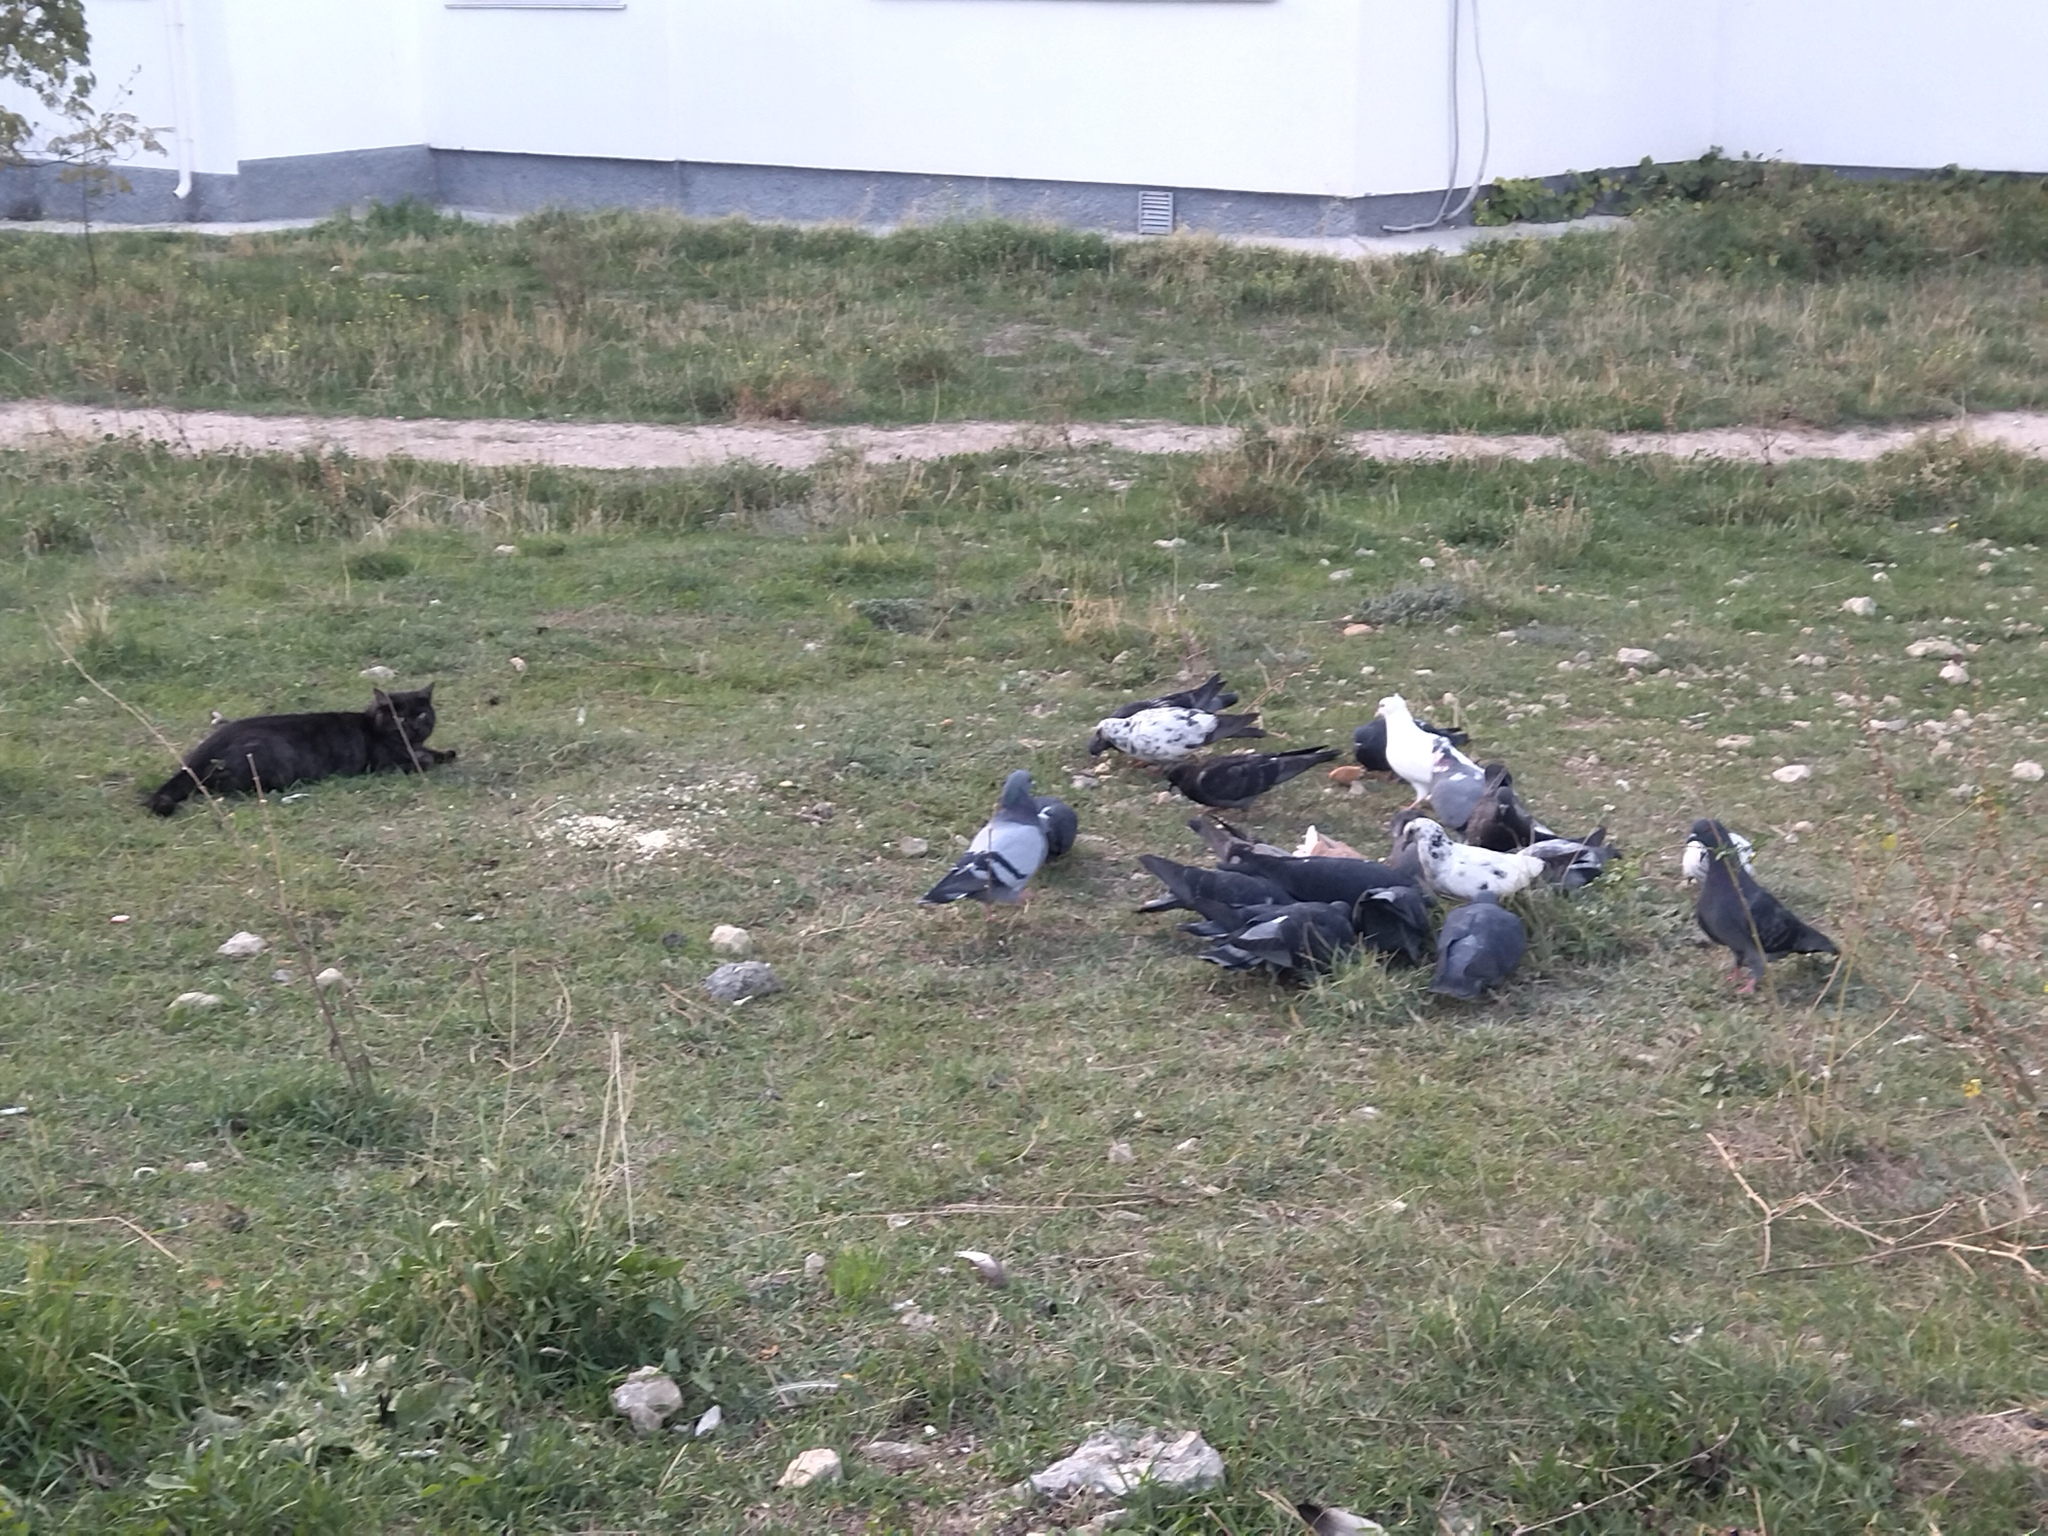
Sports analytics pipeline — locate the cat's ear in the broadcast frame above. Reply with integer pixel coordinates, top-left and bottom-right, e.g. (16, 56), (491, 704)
(372, 688), (393, 707)
(422, 683), (435, 701)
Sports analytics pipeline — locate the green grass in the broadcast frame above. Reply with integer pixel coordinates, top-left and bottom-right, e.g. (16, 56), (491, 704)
(4, 165), (2048, 432)
(0, 435), (2043, 1532)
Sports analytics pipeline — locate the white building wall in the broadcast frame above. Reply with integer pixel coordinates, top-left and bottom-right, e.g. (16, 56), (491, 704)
(1716, 0), (2048, 173)
(21, 0), (2048, 215)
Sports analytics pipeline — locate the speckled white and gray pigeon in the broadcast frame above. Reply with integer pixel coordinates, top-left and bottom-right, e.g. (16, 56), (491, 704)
(1087, 706), (1265, 765)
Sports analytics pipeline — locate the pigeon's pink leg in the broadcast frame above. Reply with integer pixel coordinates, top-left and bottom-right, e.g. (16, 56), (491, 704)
(1734, 972), (1758, 996)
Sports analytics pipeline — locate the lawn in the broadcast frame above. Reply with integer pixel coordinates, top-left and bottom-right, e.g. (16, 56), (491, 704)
(3, 166), (2048, 433)
(0, 434), (2043, 1533)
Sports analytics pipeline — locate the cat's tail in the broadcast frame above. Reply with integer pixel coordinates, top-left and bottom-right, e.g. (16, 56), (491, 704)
(146, 768), (198, 816)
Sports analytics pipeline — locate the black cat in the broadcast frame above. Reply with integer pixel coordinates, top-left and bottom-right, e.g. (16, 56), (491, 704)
(146, 686), (455, 815)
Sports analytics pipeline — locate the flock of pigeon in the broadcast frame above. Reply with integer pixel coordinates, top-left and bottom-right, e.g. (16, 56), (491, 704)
(920, 673), (1838, 1001)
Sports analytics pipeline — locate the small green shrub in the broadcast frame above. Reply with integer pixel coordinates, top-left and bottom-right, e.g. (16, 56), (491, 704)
(355, 1201), (704, 1386)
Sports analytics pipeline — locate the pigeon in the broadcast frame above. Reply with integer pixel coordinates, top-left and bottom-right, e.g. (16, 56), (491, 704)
(1033, 795), (1079, 861)
(1352, 715), (1469, 775)
(1351, 883), (1433, 966)
(1165, 747), (1338, 810)
(1376, 695), (1484, 812)
(1204, 841), (1416, 906)
(1087, 707), (1266, 764)
(1198, 901), (1357, 976)
(1462, 764), (1539, 851)
(1107, 672), (1239, 720)
(920, 770), (1062, 906)
(1136, 855), (1292, 922)
(1185, 813), (1289, 860)
(1425, 740), (1492, 831)
(1526, 828), (1618, 891)
(1682, 823), (1754, 882)
(1686, 819), (1837, 993)
(1427, 892), (1528, 1000)
(1401, 817), (1546, 901)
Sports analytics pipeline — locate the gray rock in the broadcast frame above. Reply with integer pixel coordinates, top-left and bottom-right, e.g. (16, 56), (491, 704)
(1020, 1427), (1224, 1502)
(704, 961), (782, 1003)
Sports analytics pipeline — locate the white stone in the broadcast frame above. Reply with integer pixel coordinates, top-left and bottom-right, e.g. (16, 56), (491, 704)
(693, 1404), (723, 1438)
(898, 837), (930, 857)
(954, 1249), (1008, 1287)
(803, 1251), (827, 1277)
(777, 1448), (843, 1489)
(1841, 596), (1877, 617)
(1107, 1141), (1135, 1164)
(1771, 764), (1812, 784)
(1716, 735), (1754, 749)
(1905, 638), (1965, 659)
(1615, 647), (1661, 668)
(359, 665), (397, 683)
(1939, 660), (1970, 685)
(1022, 1428), (1225, 1501)
(2013, 760), (2045, 783)
(709, 924), (753, 958)
(493, 543), (518, 555)
(169, 992), (223, 1010)
(315, 966), (345, 989)
(609, 1366), (683, 1435)
(215, 931), (267, 958)
(1306, 1509), (1389, 1536)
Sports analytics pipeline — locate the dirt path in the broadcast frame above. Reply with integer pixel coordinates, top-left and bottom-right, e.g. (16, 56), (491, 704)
(4, 399), (2046, 472)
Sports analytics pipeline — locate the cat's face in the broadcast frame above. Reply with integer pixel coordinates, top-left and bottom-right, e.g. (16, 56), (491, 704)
(371, 686), (437, 743)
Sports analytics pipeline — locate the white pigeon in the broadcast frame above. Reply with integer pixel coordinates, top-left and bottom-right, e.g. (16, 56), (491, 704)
(1087, 706), (1263, 765)
(1404, 817), (1546, 901)
(1682, 825), (1754, 883)
(1377, 695), (1481, 807)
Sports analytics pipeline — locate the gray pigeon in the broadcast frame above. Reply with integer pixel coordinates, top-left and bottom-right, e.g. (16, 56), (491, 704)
(1164, 747), (1338, 810)
(1425, 739), (1491, 831)
(1199, 901), (1357, 976)
(1108, 672), (1238, 720)
(1427, 892), (1527, 1000)
(920, 770), (1058, 906)
(1352, 716), (1468, 775)
(1686, 818), (1836, 993)
(1033, 795), (1079, 861)
(1137, 855), (1292, 922)
(1351, 883), (1433, 967)
(1526, 828), (1618, 891)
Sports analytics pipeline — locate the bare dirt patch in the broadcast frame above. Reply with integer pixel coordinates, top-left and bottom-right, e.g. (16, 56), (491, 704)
(6, 400), (2048, 473)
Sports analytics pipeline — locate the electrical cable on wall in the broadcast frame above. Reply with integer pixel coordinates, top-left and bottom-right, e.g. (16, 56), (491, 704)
(1384, 0), (1491, 234)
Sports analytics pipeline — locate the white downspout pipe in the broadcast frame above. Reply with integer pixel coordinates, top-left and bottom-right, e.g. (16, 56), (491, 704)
(163, 0), (197, 199)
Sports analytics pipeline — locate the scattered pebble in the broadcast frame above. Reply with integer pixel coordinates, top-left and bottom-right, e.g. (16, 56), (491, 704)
(169, 992), (224, 1011)
(610, 1366), (683, 1434)
(1771, 764), (1812, 784)
(692, 1404), (723, 1438)
(1302, 1507), (1388, 1536)
(1418, 556), (1437, 569)
(509, 656), (528, 673)
(1939, 660), (1970, 685)
(703, 961), (782, 1003)
(1107, 1140), (1135, 1164)
(216, 931), (267, 958)
(1906, 638), (1965, 659)
(359, 665), (396, 683)
(1326, 568), (1353, 583)
(1841, 596), (1877, 617)
(1716, 734), (1754, 748)
(778, 1448), (844, 1489)
(183, 1160), (210, 1174)
(110, 914), (131, 924)
(493, 544), (518, 556)
(898, 836), (931, 856)
(314, 966), (345, 989)
(1341, 622), (1375, 637)
(860, 1439), (939, 1472)
(709, 924), (754, 958)
(803, 1252), (827, 1277)
(1153, 538), (1186, 550)
(2014, 760), (2045, 783)
(1615, 647), (1661, 668)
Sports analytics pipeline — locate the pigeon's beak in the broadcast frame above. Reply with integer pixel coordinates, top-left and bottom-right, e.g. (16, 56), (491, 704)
(1085, 733), (1107, 756)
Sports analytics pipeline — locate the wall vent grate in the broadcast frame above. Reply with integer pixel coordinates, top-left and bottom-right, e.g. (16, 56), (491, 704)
(1137, 190), (1175, 236)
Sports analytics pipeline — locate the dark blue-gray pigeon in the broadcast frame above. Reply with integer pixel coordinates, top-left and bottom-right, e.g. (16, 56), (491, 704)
(1198, 901), (1357, 976)
(1108, 672), (1238, 720)
(1352, 715), (1468, 775)
(1427, 892), (1527, 1000)
(1164, 747), (1337, 810)
(921, 770), (1061, 906)
(1686, 818), (1836, 993)
(1351, 883), (1433, 966)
